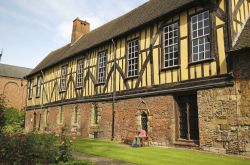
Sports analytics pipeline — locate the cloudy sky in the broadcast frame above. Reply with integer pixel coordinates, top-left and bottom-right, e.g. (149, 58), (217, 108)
(0, 0), (147, 69)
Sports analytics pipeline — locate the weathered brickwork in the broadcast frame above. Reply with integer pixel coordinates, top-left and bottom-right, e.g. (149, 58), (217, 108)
(197, 87), (238, 154)
(197, 52), (250, 156)
(234, 52), (250, 156)
(25, 96), (175, 146)
(0, 76), (27, 110)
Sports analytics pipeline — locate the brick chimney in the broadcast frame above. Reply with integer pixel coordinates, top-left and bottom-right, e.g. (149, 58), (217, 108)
(71, 18), (90, 43)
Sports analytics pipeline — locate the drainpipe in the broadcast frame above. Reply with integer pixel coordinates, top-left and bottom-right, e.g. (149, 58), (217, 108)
(40, 70), (45, 131)
(111, 39), (117, 140)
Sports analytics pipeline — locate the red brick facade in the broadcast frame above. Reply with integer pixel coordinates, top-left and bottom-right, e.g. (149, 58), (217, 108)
(0, 76), (27, 110)
(25, 96), (176, 146)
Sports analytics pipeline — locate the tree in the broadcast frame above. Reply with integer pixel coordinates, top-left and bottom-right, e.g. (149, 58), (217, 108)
(0, 94), (6, 131)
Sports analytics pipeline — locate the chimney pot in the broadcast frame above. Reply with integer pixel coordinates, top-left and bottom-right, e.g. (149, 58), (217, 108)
(71, 18), (90, 43)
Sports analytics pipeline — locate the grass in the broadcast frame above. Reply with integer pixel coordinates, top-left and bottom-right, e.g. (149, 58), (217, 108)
(72, 137), (250, 165)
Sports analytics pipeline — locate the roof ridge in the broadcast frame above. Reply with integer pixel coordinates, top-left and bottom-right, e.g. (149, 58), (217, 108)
(0, 63), (32, 70)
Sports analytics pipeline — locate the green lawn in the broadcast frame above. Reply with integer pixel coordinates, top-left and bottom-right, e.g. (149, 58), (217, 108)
(72, 138), (250, 165)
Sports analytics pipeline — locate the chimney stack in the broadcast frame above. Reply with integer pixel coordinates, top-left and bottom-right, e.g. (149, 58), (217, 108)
(71, 18), (90, 43)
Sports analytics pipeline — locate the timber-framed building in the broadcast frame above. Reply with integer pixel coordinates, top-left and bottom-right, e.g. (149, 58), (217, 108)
(25, 0), (250, 156)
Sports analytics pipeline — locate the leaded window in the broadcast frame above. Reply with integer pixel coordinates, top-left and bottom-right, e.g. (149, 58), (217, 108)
(191, 11), (211, 62)
(141, 112), (148, 132)
(36, 76), (42, 97)
(163, 22), (179, 68)
(127, 39), (139, 77)
(60, 65), (68, 91)
(76, 59), (84, 88)
(97, 51), (107, 83)
(28, 79), (33, 99)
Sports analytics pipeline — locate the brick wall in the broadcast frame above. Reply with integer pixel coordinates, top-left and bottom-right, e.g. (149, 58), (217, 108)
(197, 87), (238, 154)
(25, 95), (175, 146)
(0, 76), (27, 110)
(234, 52), (250, 156)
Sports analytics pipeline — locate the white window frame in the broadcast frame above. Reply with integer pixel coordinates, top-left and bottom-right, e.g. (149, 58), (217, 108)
(60, 65), (68, 91)
(97, 51), (107, 83)
(191, 11), (211, 62)
(163, 22), (179, 68)
(76, 58), (84, 88)
(127, 39), (139, 77)
(36, 76), (42, 97)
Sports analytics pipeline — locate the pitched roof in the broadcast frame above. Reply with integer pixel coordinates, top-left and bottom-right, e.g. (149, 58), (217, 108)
(232, 17), (250, 52)
(28, 0), (197, 76)
(0, 63), (32, 79)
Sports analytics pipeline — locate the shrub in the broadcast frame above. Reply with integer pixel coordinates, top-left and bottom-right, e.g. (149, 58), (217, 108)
(0, 106), (24, 134)
(57, 135), (73, 163)
(1, 108), (24, 134)
(0, 94), (6, 131)
(0, 133), (58, 164)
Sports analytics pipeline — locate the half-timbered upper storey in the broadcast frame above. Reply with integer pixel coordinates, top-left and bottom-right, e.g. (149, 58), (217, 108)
(26, 0), (250, 108)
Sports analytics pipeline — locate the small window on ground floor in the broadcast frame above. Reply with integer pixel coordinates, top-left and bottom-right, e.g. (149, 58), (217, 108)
(141, 112), (148, 132)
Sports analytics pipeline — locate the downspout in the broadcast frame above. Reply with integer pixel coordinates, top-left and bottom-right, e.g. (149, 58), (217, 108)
(24, 76), (28, 131)
(40, 70), (45, 130)
(111, 39), (117, 140)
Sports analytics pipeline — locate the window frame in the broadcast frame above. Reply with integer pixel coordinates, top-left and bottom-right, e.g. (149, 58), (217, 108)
(126, 38), (140, 78)
(141, 112), (148, 132)
(162, 21), (180, 69)
(190, 10), (212, 63)
(60, 65), (68, 92)
(36, 75), (42, 98)
(28, 79), (33, 99)
(174, 95), (199, 143)
(97, 50), (107, 84)
(76, 58), (84, 88)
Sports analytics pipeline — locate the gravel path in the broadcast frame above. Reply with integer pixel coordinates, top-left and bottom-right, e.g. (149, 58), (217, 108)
(72, 151), (135, 165)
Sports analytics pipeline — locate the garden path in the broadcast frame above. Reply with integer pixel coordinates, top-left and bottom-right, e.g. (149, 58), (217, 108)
(72, 151), (135, 165)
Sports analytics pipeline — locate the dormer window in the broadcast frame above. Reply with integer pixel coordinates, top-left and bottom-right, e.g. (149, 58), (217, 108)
(60, 65), (68, 91)
(191, 11), (211, 62)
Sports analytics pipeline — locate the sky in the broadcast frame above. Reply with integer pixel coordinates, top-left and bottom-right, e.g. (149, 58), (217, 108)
(0, 0), (147, 69)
